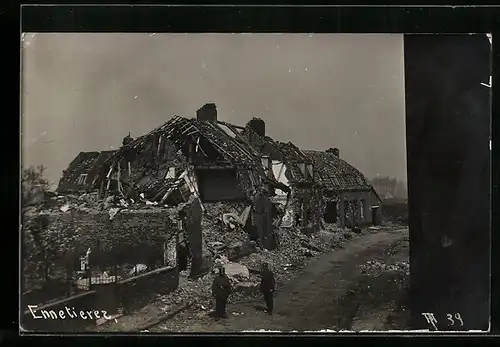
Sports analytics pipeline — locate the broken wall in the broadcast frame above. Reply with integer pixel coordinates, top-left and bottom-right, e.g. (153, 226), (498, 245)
(255, 192), (276, 250)
(338, 190), (375, 227)
(115, 266), (179, 314)
(95, 134), (188, 202)
(289, 186), (321, 231)
(25, 208), (180, 270)
(180, 198), (211, 278)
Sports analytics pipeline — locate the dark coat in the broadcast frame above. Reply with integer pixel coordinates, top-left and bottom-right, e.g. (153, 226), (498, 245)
(260, 268), (275, 293)
(212, 274), (232, 299)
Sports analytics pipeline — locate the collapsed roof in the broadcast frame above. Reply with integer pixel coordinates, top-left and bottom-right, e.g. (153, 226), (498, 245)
(275, 142), (315, 185)
(88, 115), (290, 204)
(56, 104), (378, 205)
(239, 126), (314, 185)
(303, 150), (372, 192)
(57, 150), (117, 193)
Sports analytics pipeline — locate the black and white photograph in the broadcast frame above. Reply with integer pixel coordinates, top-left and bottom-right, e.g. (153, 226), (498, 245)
(19, 31), (491, 333)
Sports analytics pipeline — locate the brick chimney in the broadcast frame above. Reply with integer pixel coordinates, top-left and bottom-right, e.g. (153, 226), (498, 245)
(196, 103), (217, 122)
(246, 118), (266, 137)
(122, 132), (134, 147)
(326, 147), (340, 157)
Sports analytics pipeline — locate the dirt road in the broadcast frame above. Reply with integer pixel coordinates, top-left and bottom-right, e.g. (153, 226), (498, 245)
(151, 227), (409, 332)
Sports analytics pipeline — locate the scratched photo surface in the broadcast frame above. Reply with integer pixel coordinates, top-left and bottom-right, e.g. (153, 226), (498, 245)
(19, 33), (488, 333)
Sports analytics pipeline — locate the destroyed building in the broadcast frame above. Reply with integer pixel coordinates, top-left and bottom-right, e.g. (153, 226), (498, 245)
(73, 104), (291, 255)
(304, 148), (382, 228)
(90, 105), (288, 203)
(240, 120), (321, 232)
(25, 103), (386, 329)
(57, 150), (117, 193)
(55, 103), (381, 273)
(273, 142), (322, 231)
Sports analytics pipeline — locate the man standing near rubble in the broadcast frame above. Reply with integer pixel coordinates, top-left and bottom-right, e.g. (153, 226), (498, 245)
(212, 265), (232, 320)
(259, 262), (275, 315)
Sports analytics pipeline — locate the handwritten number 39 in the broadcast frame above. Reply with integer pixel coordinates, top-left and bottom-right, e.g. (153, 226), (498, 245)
(446, 313), (464, 327)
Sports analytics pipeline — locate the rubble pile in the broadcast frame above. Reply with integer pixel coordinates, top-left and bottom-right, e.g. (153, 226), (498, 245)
(155, 271), (214, 312)
(23, 193), (95, 216)
(23, 190), (185, 218)
(359, 260), (410, 277)
(154, 268), (258, 312)
(236, 226), (345, 286)
(152, 228), (323, 312)
(129, 221), (375, 317)
(316, 229), (356, 249)
(201, 202), (252, 259)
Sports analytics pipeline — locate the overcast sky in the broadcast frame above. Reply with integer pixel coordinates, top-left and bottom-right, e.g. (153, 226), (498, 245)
(21, 33), (406, 187)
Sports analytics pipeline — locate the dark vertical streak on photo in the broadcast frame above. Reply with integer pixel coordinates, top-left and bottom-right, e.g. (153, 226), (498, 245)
(405, 34), (491, 331)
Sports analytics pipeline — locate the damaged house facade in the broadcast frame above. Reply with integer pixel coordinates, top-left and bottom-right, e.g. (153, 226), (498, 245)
(240, 121), (321, 233)
(70, 103), (291, 266)
(24, 103), (384, 330)
(304, 148), (382, 228)
(56, 103), (380, 278)
(57, 150), (117, 193)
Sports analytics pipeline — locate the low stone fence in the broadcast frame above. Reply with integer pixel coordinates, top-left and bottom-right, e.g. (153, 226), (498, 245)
(116, 266), (179, 314)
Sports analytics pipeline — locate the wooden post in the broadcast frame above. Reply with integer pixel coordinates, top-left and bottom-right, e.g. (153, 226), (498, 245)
(117, 162), (125, 197)
(117, 162), (121, 192)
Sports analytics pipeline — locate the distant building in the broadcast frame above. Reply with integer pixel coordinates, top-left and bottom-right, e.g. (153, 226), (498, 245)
(304, 149), (382, 227)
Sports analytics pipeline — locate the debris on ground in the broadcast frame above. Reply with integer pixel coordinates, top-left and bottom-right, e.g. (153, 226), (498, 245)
(23, 173), (389, 332)
(129, 264), (148, 276)
(202, 202), (250, 257)
(154, 272), (214, 313)
(140, 223), (363, 321)
(234, 281), (259, 294)
(359, 260), (409, 277)
(223, 263), (250, 282)
(60, 203), (71, 213)
(342, 237), (410, 331)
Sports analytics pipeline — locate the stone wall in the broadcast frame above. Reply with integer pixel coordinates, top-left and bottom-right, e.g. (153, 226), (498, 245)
(338, 190), (377, 227)
(22, 207), (181, 323)
(32, 208), (179, 266)
(116, 266), (179, 314)
(255, 192), (275, 250)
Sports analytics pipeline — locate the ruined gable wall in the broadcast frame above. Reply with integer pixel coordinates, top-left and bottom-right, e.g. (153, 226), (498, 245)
(30, 209), (179, 267)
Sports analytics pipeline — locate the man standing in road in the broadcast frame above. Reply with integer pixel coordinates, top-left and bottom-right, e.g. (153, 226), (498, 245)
(212, 265), (232, 320)
(260, 262), (276, 315)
